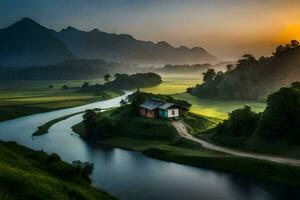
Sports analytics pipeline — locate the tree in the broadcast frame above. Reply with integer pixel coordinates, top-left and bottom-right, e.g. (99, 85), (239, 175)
(290, 40), (300, 48)
(114, 73), (121, 79)
(61, 85), (69, 90)
(216, 105), (259, 137)
(226, 64), (234, 72)
(48, 85), (54, 89)
(202, 69), (216, 82)
(291, 81), (300, 90)
(81, 81), (90, 88)
(257, 84), (300, 140)
(104, 74), (111, 82)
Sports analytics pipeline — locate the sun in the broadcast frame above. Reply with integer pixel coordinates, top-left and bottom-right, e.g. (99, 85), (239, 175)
(281, 23), (300, 42)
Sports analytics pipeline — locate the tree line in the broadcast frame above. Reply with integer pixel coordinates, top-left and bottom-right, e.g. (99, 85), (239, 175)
(188, 40), (300, 100)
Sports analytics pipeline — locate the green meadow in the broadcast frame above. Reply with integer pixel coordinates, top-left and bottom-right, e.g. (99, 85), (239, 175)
(0, 79), (122, 121)
(141, 76), (200, 94)
(142, 76), (266, 119)
(173, 93), (266, 119)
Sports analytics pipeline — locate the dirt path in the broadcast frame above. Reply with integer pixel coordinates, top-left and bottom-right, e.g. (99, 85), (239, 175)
(171, 120), (300, 167)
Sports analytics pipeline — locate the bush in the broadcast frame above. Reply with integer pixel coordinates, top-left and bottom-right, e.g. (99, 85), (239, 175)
(216, 105), (260, 137)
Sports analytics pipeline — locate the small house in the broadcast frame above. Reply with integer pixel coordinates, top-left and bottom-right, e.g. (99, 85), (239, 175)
(139, 98), (179, 119)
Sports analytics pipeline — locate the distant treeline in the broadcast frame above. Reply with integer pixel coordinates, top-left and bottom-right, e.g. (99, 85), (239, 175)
(0, 59), (133, 80)
(188, 40), (300, 100)
(80, 72), (162, 91)
(157, 63), (212, 73)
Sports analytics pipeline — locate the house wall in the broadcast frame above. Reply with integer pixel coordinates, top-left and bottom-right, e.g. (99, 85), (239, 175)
(159, 109), (168, 118)
(167, 109), (179, 118)
(139, 107), (146, 116)
(159, 108), (179, 118)
(140, 107), (157, 118)
(145, 109), (156, 118)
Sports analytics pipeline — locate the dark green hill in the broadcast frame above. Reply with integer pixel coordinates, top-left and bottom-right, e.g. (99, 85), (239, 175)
(0, 141), (116, 200)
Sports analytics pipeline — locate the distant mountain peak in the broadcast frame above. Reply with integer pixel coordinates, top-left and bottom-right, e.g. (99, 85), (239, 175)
(157, 41), (173, 48)
(19, 17), (37, 24)
(90, 28), (100, 33)
(191, 47), (206, 53)
(0, 18), (74, 67)
(61, 26), (80, 32)
(9, 17), (42, 29)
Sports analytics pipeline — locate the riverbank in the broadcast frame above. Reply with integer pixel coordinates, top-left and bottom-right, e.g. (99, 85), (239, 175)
(0, 140), (116, 200)
(72, 106), (300, 187)
(33, 111), (85, 136)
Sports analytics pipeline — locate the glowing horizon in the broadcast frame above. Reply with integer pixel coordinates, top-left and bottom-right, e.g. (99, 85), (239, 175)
(1, 0), (299, 60)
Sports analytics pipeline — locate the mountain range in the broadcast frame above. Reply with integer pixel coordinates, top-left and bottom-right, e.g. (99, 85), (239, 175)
(0, 18), (218, 67)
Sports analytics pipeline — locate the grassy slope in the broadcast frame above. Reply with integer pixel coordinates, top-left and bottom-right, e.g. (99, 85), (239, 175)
(0, 141), (116, 200)
(173, 93), (266, 119)
(140, 76), (266, 119)
(72, 107), (300, 187)
(0, 79), (123, 121)
(141, 77), (199, 94)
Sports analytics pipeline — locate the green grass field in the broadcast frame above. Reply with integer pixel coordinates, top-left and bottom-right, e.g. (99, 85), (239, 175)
(173, 93), (266, 119)
(140, 76), (266, 119)
(141, 76), (200, 94)
(0, 141), (116, 200)
(0, 79), (122, 121)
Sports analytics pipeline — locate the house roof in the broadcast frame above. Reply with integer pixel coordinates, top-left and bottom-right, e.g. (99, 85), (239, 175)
(140, 98), (165, 110)
(159, 103), (175, 110)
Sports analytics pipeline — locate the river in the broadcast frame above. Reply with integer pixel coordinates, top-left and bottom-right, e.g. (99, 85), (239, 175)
(0, 91), (299, 200)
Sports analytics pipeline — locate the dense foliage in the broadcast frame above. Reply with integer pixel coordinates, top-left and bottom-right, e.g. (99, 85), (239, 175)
(188, 41), (300, 100)
(215, 82), (300, 145)
(105, 73), (162, 89)
(80, 73), (162, 92)
(157, 63), (211, 74)
(0, 141), (115, 200)
(256, 82), (300, 141)
(82, 109), (117, 140)
(216, 105), (260, 137)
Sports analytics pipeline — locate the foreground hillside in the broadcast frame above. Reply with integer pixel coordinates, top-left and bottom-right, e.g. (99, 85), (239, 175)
(0, 141), (115, 200)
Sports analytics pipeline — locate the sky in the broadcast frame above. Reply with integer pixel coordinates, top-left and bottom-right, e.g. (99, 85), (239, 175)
(0, 0), (300, 59)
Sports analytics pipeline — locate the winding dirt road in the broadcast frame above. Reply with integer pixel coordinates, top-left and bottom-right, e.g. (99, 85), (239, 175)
(171, 120), (300, 167)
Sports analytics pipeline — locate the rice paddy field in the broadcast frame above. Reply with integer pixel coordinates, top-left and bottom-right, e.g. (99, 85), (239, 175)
(142, 76), (266, 119)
